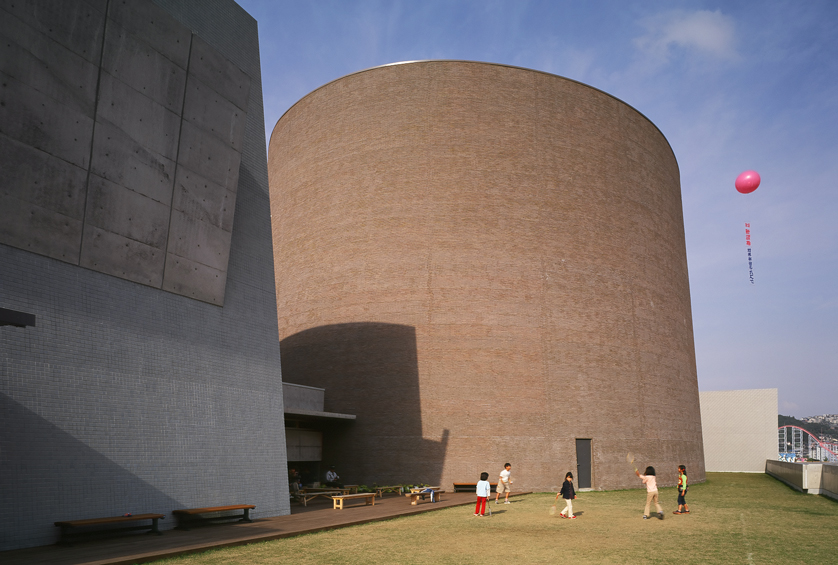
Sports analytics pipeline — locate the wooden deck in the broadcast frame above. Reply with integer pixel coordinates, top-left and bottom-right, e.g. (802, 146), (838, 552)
(1, 492), (531, 565)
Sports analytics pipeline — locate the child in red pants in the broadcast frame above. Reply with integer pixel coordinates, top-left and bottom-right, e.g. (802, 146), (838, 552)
(475, 472), (491, 516)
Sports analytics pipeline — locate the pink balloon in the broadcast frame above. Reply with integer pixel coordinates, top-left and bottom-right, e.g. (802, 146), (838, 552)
(735, 170), (761, 194)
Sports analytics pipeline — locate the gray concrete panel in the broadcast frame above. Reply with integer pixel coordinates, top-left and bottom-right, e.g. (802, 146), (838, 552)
(188, 35), (251, 111)
(0, 135), (88, 220)
(0, 0), (106, 64)
(162, 251), (227, 305)
(0, 12), (99, 117)
(107, 0), (191, 69)
(85, 174), (170, 249)
(100, 20), (187, 114)
(1, 0), (285, 550)
(166, 209), (232, 272)
(177, 121), (242, 193)
(89, 120), (176, 204)
(96, 72), (181, 161)
(0, 71), (94, 169)
(283, 383), (326, 412)
(183, 76), (247, 150)
(172, 165), (237, 231)
(0, 196), (82, 263)
(79, 224), (165, 287)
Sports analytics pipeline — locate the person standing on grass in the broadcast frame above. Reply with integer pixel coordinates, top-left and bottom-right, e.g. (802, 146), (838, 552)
(495, 463), (513, 504)
(554, 472), (577, 519)
(674, 465), (690, 514)
(636, 466), (664, 520)
(475, 472), (491, 517)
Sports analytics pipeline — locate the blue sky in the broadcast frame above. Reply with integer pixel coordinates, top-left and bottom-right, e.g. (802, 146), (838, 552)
(237, 0), (838, 418)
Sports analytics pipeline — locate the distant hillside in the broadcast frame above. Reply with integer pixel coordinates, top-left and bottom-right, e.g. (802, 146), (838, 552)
(779, 414), (835, 438)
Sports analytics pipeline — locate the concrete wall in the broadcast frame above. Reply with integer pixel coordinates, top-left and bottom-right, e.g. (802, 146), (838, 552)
(283, 383), (326, 412)
(1, 0), (249, 306)
(700, 389), (777, 472)
(268, 61), (704, 491)
(766, 460), (805, 490)
(823, 464), (838, 501)
(766, 460), (838, 498)
(0, 0), (288, 551)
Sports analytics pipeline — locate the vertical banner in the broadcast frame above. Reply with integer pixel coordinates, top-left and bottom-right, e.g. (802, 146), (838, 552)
(745, 223), (754, 284)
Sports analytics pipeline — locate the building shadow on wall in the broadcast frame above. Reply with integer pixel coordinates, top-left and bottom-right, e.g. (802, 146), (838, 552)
(280, 323), (449, 486)
(0, 393), (181, 550)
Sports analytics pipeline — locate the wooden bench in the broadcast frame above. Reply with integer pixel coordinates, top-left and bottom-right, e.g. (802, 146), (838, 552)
(331, 492), (377, 509)
(374, 485), (404, 498)
(296, 490), (342, 507)
(301, 487), (351, 495)
(54, 513), (164, 545)
(406, 488), (445, 505)
(453, 482), (497, 493)
(172, 504), (255, 530)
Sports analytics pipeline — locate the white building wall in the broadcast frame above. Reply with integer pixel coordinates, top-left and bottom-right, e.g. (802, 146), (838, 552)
(700, 388), (778, 472)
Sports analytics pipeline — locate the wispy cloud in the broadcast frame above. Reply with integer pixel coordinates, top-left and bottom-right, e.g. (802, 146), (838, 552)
(781, 401), (800, 414)
(634, 9), (738, 64)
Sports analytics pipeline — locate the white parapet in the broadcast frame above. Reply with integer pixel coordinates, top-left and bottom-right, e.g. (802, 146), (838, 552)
(765, 460), (838, 497)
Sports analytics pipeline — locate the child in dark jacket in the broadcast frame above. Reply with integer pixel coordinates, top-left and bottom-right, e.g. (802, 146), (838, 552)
(554, 472), (577, 519)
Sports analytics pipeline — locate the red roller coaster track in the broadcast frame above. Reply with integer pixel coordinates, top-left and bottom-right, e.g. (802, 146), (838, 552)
(778, 425), (838, 460)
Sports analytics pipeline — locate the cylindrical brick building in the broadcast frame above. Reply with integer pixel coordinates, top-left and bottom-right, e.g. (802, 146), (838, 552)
(268, 61), (704, 491)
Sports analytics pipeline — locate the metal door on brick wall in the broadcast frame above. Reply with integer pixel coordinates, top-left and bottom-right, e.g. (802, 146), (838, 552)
(576, 439), (592, 488)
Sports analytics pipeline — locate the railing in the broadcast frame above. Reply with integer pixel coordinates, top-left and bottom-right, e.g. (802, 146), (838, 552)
(778, 425), (838, 462)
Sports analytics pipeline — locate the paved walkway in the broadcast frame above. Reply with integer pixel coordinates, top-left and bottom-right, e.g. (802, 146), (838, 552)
(1, 492), (531, 565)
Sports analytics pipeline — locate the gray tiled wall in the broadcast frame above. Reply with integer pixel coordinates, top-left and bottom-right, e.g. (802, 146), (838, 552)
(0, 0), (288, 550)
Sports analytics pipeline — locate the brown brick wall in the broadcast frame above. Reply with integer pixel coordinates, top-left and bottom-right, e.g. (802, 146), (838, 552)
(268, 61), (704, 491)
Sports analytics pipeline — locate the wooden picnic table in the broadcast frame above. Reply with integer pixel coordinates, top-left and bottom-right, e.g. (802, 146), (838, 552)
(301, 487), (351, 495)
(295, 490), (343, 507)
(405, 487), (444, 505)
(373, 485), (403, 498)
(409, 486), (441, 493)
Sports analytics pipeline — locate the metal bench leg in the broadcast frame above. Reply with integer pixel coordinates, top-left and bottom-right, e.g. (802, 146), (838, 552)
(149, 517), (163, 535)
(240, 508), (253, 523)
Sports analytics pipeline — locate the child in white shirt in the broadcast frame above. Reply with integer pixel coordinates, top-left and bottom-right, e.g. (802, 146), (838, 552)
(475, 472), (491, 516)
(636, 466), (664, 520)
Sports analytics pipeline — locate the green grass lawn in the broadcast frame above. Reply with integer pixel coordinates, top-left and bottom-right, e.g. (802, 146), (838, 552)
(152, 473), (838, 564)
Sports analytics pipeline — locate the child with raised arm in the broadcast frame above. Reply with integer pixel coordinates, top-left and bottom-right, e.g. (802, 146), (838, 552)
(495, 463), (513, 504)
(674, 465), (690, 514)
(636, 466), (664, 520)
(554, 472), (577, 519)
(474, 472), (491, 517)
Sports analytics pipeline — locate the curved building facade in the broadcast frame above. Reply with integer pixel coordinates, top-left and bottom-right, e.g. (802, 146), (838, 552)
(268, 61), (704, 491)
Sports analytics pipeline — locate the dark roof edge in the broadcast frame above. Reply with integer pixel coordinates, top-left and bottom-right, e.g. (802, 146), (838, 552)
(284, 408), (356, 420)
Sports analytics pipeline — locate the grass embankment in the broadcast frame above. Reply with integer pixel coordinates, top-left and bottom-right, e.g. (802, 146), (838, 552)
(151, 472), (838, 564)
